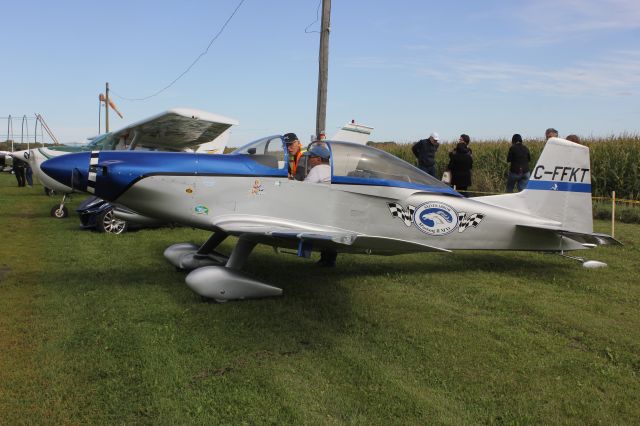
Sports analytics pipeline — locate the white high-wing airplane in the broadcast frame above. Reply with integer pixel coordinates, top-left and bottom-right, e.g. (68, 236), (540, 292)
(12, 108), (239, 218)
(41, 136), (618, 302)
(0, 151), (12, 171)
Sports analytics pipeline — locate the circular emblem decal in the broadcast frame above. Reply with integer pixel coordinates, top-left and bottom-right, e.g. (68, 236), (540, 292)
(413, 201), (458, 236)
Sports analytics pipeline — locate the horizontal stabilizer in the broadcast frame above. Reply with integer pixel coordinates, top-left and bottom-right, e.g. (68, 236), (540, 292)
(516, 224), (621, 246)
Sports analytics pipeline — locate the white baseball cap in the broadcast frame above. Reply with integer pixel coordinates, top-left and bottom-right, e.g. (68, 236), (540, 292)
(430, 132), (440, 141)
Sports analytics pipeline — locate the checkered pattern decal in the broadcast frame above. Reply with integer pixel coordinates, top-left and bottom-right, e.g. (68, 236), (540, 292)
(86, 151), (99, 194)
(457, 212), (484, 233)
(387, 202), (416, 227)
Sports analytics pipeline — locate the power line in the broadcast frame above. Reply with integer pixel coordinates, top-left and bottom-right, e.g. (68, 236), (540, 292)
(305, 0), (322, 34)
(112, 0), (246, 102)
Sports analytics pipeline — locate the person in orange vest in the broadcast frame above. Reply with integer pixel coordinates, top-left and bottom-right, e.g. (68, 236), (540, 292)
(283, 133), (306, 180)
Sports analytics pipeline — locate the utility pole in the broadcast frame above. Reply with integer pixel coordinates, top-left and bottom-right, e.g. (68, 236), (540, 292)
(315, 0), (331, 140)
(105, 82), (110, 133)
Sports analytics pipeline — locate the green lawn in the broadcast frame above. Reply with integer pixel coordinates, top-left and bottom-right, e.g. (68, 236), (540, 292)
(1, 173), (639, 424)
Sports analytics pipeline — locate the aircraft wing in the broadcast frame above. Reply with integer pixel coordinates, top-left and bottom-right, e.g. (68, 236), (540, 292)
(516, 224), (622, 246)
(108, 108), (239, 151)
(212, 215), (449, 254)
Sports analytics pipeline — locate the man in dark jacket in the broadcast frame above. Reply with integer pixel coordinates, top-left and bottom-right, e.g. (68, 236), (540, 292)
(448, 142), (473, 192)
(13, 158), (26, 187)
(412, 132), (440, 176)
(506, 134), (531, 192)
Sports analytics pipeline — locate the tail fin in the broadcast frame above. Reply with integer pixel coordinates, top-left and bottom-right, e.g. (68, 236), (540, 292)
(195, 128), (231, 154)
(331, 120), (373, 145)
(478, 137), (593, 233)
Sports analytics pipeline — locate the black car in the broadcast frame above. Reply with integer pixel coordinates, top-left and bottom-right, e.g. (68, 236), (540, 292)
(76, 196), (131, 234)
(76, 196), (169, 234)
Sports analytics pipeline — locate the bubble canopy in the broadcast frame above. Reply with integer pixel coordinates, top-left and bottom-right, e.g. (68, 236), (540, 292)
(231, 136), (460, 195)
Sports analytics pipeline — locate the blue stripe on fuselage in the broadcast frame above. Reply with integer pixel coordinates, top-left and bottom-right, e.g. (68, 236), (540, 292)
(331, 176), (461, 196)
(95, 151), (288, 201)
(526, 180), (592, 193)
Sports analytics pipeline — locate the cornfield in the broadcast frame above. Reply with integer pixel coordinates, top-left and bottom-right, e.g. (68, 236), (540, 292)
(374, 134), (640, 200)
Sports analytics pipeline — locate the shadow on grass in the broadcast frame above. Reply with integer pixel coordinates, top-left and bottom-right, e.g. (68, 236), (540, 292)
(13, 248), (576, 357)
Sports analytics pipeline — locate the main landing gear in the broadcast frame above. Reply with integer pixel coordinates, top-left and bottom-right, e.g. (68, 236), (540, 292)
(164, 232), (283, 302)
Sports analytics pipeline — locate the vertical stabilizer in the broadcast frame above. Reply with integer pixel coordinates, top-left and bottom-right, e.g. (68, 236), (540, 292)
(331, 120), (373, 145)
(196, 128), (231, 154)
(477, 137), (593, 233)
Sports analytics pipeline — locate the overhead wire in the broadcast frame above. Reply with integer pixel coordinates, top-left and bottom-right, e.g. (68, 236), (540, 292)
(111, 0), (246, 102)
(304, 0), (322, 34)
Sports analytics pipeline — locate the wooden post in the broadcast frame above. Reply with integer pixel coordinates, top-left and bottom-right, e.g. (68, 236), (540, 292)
(611, 191), (616, 238)
(315, 0), (331, 140)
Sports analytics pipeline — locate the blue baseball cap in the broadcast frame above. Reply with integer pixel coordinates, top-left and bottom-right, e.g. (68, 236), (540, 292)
(304, 145), (331, 160)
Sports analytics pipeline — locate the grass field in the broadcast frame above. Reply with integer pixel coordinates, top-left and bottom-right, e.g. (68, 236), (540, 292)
(1, 173), (639, 424)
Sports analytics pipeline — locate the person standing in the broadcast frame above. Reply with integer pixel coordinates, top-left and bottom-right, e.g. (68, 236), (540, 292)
(448, 142), (473, 192)
(411, 132), (440, 176)
(13, 158), (26, 187)
(545, 128), (558, 140)
(283, 132), (306, 180)
(506, 134), (531, 192)
(459, 134), (472, 155)
(25, 165), (33, 187)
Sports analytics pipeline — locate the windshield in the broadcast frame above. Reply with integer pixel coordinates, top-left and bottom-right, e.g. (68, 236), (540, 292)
(86, 133), (116, 150)
(231, 135), (286, 169)
(329, 141), (452, 190)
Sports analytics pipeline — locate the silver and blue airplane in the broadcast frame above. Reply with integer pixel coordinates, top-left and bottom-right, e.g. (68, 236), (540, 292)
(40, 135), (618, 302)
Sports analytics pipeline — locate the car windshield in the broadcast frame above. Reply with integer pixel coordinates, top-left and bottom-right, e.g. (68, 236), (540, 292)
(328, 141), (451, 189)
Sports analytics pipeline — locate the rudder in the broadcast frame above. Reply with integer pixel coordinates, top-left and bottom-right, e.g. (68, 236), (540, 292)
(521, 137), (593, 233)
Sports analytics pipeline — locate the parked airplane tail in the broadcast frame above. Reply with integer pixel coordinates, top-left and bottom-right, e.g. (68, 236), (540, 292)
(476, 137), (593, 234)
(331, 120), (373, 145)
(195, 128), (232, 154)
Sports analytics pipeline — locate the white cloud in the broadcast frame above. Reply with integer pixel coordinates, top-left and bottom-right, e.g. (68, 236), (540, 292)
(517, 0), (640, 35)
(346, 49), (640, 96)
(435, 49), (640, 95)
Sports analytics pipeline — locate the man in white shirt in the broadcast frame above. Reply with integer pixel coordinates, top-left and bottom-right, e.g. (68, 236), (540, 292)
(303, 145), (331, 184)
(302, 144), (337, 266)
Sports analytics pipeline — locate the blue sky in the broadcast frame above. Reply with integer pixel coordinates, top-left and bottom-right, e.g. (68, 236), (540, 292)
(1, 0), (639, 146)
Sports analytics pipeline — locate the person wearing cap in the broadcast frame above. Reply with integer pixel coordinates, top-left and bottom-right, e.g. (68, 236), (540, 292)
(301, 144), (337, 266)
(303, 145), (331, 184)
(506, 133), (531, 193)
(545, 128), (558, 140)
(411, 132), (440, 176)
(283, 132), (306, 180)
